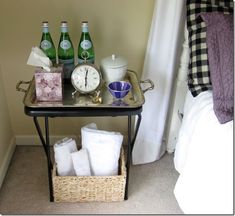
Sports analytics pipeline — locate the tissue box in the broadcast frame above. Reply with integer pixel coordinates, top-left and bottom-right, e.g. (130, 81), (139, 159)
(34, 65), (63, 101)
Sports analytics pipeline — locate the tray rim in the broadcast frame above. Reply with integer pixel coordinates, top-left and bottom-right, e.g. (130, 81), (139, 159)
(22, 70), (145, 109)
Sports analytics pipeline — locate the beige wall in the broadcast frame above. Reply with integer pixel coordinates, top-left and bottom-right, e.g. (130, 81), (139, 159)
(0, 0), (154, 137)
(0, 65), (14, 166)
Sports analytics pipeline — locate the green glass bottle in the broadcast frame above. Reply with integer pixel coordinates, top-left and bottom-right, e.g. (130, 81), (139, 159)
(58, 21), (75, 83)
(78, 21), (95, 64)
(40, 21), (56, 65)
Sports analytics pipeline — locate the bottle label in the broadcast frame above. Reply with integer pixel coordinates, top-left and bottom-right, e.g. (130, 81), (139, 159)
(80, 40), (92, 50)
(40, 40), (52, 50)
(60, 40), (71, 50)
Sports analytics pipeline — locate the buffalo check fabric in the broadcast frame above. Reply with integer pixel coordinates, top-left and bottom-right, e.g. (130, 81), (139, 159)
(186, 0), (233, 97)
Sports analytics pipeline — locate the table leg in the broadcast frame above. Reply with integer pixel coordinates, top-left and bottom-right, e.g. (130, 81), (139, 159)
(124, 115), (132, 200)
(33, 117), (50, 164)
(131, 114), (142, 153)
(124, 114), (142, 200)
(33, 116), (54, 202)
(44, 117), (54, 202)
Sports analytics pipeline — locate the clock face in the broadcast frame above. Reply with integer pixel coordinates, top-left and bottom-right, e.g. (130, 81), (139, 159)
(71, 64), (101, 93)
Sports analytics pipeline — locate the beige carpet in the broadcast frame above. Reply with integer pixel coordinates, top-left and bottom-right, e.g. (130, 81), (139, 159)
(0, 146), (183, 214)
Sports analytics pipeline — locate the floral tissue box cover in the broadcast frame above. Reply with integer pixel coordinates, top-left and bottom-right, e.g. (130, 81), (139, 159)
(34, 66), (63, 102)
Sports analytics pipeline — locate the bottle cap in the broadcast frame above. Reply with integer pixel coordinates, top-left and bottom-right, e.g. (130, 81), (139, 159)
(61, 21), (68, 27)
(82, 21), (88, 27)
(42, 21), (49, 27)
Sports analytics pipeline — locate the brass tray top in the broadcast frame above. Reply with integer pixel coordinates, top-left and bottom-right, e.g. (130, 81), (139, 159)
(18, 70), (154, 109)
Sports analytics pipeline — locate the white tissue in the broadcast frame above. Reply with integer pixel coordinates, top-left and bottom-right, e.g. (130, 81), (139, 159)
(71, 148), (91, 176)
(81, 123), (123, 176)
(27, 46), (52, 72)
(54, 137), (78, 176)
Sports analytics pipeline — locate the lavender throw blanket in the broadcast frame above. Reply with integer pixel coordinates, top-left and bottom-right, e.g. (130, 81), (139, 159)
(200, 12), (234, 124)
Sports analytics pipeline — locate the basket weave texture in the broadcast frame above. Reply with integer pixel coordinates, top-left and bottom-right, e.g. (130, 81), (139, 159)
(52, 148), (126, 202)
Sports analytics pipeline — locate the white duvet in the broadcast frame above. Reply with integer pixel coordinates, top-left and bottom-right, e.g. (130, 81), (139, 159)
(174, 90), (233, 214)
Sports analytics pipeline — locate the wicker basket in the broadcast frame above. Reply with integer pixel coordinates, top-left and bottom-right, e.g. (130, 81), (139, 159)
(52, 148), (126, 202)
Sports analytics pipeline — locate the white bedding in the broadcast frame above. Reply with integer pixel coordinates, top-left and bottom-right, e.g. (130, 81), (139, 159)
(174, 90), (233, 214)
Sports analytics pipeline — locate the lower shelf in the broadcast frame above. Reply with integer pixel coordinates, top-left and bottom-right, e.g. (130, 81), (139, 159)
(52, 148), (126, 202)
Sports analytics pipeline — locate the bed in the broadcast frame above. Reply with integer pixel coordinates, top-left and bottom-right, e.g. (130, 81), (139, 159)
(169, 0), (234, 214)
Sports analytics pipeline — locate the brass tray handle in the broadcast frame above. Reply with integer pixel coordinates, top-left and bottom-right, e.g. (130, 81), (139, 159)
(127, 70), (154, 94)
(16, 80), (31, 93)
(140, 79), (154, 93)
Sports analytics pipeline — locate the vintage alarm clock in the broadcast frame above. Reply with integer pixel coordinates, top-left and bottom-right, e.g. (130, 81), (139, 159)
(71, 63), (102, 96)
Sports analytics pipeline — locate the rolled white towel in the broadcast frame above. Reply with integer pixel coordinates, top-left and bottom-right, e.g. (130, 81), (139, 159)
(54, 137), (78, 176)
(81, 123), (123, 176)
(83, 122), (97, 130)
(71, 148), (91, 176)
(57, 137), (78, 152)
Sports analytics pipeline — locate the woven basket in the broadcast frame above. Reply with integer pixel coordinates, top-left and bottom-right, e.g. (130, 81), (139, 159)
(52, 148), (126, 202)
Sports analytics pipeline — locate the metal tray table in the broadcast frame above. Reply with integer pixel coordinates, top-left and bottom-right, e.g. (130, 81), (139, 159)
(21, 70), (149, 109)
(17, 70), (154, 202)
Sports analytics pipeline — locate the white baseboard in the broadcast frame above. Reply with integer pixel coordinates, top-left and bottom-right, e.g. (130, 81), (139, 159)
(0, 137), (16, 188)
(15, 135), (79, 146)
(15, 135), (128, 146)
(0, 134), (128, 189)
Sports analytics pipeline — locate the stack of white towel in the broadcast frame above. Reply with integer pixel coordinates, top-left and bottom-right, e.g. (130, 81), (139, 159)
(53, 123), (123, 176)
